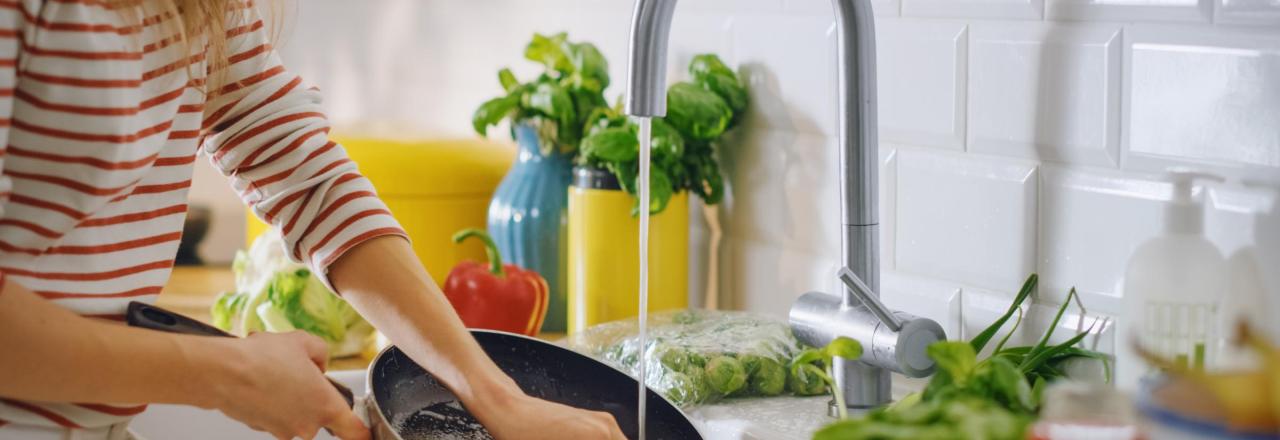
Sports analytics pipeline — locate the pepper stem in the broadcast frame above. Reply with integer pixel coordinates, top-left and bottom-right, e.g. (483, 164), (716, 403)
(452, 228), (505, 277)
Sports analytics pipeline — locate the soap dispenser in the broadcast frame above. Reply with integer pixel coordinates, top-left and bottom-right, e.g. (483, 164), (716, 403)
(1118, 172), (1229, 389)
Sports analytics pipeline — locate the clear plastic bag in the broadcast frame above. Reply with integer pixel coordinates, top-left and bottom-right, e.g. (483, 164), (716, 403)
(568, 310), (814, 407)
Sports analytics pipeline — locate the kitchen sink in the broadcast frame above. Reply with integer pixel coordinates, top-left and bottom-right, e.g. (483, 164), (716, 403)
(131, 371), (923, 440)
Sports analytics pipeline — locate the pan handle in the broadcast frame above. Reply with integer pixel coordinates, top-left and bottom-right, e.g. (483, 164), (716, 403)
(126, 302), (234, 337)
(124, 301), (356, 408)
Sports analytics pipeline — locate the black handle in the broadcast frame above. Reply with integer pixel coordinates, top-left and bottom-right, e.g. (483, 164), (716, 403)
(124, 301), (356, 408)
(126, 302), (234, 337)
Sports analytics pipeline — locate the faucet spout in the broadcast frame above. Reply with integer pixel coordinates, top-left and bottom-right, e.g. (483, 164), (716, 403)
(624, 0), (941, 411)
(625, 0), (880, 299)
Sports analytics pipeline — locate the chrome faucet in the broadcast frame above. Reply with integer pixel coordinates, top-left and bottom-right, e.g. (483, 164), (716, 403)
(623, 0), (945, 412)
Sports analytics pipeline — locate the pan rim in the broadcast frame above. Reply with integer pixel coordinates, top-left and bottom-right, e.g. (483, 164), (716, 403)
(364, 329), (702, 438)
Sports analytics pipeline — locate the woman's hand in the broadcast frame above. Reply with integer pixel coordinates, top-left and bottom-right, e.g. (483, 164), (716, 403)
(470, 385), (626, 440)
(331, 237), (626, 440)
(205, 331), (369, 440)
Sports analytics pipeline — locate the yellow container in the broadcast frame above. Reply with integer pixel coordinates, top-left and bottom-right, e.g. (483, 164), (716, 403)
(247, 138), (514, 280)
(567, 167), (688, 334)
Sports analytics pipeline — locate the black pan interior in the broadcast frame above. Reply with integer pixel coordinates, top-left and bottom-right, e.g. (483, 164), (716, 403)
(371, 330), (702, 440)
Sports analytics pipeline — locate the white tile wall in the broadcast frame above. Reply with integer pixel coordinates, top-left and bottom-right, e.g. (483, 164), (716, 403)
(1048, 0), (1212, 23)
(904, 0), (1046, 20)
(896, 149), (1039, 292)
(1124, 25), (1280, 180)
(237, 0), (1280, 378)
(1216, 0), (1280, 25)
(878, 20), (968, 150)
(969, 23), (1122, 166)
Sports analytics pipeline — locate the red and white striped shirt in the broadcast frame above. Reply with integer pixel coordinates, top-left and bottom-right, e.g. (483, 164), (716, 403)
(0, 0), (405, 430)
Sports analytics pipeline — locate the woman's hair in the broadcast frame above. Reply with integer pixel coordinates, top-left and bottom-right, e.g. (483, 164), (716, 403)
(110, 0), (244, 91)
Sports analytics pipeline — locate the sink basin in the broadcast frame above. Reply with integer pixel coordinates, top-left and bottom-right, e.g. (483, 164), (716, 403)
(131, 371), (924, 439)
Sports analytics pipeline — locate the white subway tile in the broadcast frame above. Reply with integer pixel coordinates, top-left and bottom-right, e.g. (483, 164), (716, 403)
(1216, 0), (1280, 25)
(1048, 0), (1211, 22)
(904, 0), (1045, 20)
(678, 0), (784, 12)
(1206, 185), (1274, 257)
(721, 130), (801, 247)
(1124, 25), (1280, 181)
(784, 0), (902, 16)
(896, 149), (1039, 292)
(881, 147), (899, 272)
(878, 20), (968, 150)
(729, 238), (839, 318)
(1038, 166), (1169, 313)
(733, 15), (838, 136)
(881, 272), (962, 339)
(969, 23), (1122, 167)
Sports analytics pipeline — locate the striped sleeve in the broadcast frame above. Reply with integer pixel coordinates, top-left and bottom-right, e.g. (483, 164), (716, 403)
(200, 8), (405, 285)
(0, 0), (22, 291)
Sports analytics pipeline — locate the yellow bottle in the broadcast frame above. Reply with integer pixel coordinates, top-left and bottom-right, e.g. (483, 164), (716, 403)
(567, 167), (688, 334)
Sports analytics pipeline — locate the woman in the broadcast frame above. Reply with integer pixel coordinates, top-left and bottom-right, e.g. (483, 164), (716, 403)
(0, 0), (624, 439)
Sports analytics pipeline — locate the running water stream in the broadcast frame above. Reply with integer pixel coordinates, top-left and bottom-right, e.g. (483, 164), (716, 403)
(634, 117), (652, 440)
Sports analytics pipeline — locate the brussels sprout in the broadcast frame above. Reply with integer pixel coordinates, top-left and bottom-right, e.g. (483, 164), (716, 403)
(788, 363), (828, 396)
(687, 351), (708, 369)
(738, 354), (763, 377)
(705, 356), (748, 395)
(660, 348), (694, 373)
(750, 357), (787, 396)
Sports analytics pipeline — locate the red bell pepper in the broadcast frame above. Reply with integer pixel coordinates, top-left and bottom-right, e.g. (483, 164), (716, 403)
(443, 229), (549, 336)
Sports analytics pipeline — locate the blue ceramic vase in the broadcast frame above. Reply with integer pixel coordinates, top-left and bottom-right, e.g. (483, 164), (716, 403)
(487, 124), (572, 332)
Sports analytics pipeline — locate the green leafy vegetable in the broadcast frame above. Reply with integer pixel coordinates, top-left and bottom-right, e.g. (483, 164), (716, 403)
(665, 82), (732, 141)
(473, 33), (610, 155)
(211, 232), (374, 359)
(576, 53), (746, 215)
(814, 274), (1112, 439)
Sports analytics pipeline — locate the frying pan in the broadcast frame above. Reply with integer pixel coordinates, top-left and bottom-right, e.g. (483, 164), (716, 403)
(125, 302), (702, 439)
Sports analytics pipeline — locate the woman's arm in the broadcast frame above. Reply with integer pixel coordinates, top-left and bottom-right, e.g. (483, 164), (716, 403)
(0, 281), (367, 440)
(329, 236), (624, 440)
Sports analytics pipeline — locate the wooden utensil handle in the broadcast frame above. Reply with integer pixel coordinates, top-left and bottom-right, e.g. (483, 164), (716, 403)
(124, 301), (357, 408)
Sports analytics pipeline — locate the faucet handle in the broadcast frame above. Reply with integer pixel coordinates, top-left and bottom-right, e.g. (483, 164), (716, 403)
(837, 267), (905, 332)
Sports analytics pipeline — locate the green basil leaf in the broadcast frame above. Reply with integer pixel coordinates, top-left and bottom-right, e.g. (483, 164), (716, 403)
(689, 53), (736, 80)
(699, 71), (749, 118)
(498, 68), (519, 93)
(976, 357), (1035, 413)
(928, 341), (977, 384)
(666, 82), (732, 141)
(526, 82), (577, 146)
(647, 166), (674, 214)
(524, 32), (572, 74)
(580, 126), (638, 163)
(825, 337), (864, 360)
(471, 93), (519, 136)
(568, 42), (609, 89)
(650, 118), (685, 162)
(791, 348), (825, 372)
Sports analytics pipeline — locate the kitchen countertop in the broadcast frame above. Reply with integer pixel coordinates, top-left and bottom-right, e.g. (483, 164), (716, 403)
(155, 266), (565, 371)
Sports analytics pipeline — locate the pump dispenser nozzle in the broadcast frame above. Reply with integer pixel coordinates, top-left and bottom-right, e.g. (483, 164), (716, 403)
(1166, 171), (1225, 235)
